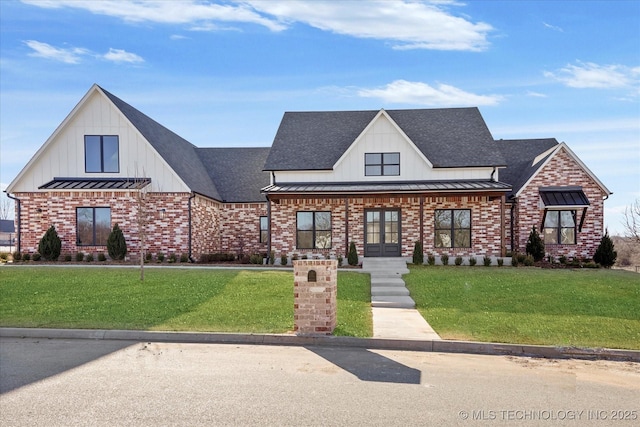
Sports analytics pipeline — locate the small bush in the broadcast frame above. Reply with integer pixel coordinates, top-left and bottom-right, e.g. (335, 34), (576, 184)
(85, 253), (94, 262)
(559, 255), (567, 265)
(511, 256), (519, 267)
(269, 250), (275, 265)
(291, 253), (299, 261)
(517, 253), (527, 264)
(441, 253), (449, 265)
(76, 252), (84, 262)
(347, 242), (358, 266)
(468, 257), (477, 266)
(483, 256), (492, 267)
(526, 226), (545, 262)
(497, 258), (504, 267)
(584, 261), (600, 269)
(23, 253), (31, 261)
(168, 253), (177, 263)
(145, 252), (153, 263)
(523, 255), (534, 266)
(32, 253), (42, 261)
(337, 254), (343, 267)
(427, 254), (436, 266)
(280, 253), (288, 265)
(38, 225), (62, 261)
(412, 241), (424, 265)
(157, 252), (165, 263)
(0, 253), (8, 261)
(301, 254), (308, 260)
(249, 253), (263, 264)
(98, 253), (107, 262)
(64, 254), (72, 262)
(180, 253), (189, 263)
(12, 251), (22, 261)
(107, 223), (127, 261)
(593, 230), (617, 268)
(454, 256), (463, 266)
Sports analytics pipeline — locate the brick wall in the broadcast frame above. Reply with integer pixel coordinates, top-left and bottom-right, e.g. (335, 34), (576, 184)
(219, 202), (268, 255)
(512, 148), (607, 259)
(293, 259), (338, 335)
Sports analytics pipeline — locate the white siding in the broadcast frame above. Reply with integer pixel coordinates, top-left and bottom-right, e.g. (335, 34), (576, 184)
(276, 113), (494, 183)
(9, 90), (189, 193)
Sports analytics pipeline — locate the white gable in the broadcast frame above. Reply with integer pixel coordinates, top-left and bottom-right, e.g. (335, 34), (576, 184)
(275, 110), (494, 183)
(7, 86), (190, 193)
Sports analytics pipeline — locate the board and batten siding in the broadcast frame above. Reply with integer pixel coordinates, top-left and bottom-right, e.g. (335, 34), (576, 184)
(8, 90), (190, 194)
(274, 114), (495, 183)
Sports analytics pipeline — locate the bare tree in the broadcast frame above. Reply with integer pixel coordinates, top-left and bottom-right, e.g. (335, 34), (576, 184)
(128, 169), (152, 282)
(622, 198), (640, 243)
(0, 196), (13, 220)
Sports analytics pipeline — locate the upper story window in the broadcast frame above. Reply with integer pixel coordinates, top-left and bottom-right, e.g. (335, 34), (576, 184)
(85, 135), (119, 173)
(365, 152), (400, 176)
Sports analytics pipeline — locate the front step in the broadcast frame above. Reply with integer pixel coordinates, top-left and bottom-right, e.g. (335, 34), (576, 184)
(371, 286), (410, 296)
(371, 277), (406, 287)
(372, 295), (415, 308)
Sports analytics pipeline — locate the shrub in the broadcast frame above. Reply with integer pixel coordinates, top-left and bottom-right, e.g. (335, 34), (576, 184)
(32, 253), (42, 261)
(180, 253), (189, 263)
(511, 256), (519, 267)
(280, 253), (288, 265)
(517, 253), (527, 264)
(441, 253), (449, 265)
(168, 253), (177, 263)
(468, 257), (477, 266)
(157, 252), (165, 263)
(38, 225), (62, 261)
(250, 253), (263, 264)
(301, 254), (308, 260)
(337, 254), (343, 267)
(483, 256), (492, 267)
(559, 255), (568, 265)
(85, 253), (94, 262)
(97, 253), (107, 262)
(107, 223), (127, 260)
(497, 258), (504, 267)
(454, 256), (463, 266)
(426, 254), (435, 266)
(12, 251), (22, 261)
(64, 254), (72, 262)
(526, 226), (545, 262)
(291, 253), (299, 261)
(593, 230), (617, 268)
(269, 250), (275, 265)
(584, 261), (600, 269)
(76, 252), (85, 262)
(523, 255), (535, 266)
(23, 253), (31, 261)
(412, 241), (424, 265)
(347, 242), (358, 266)
(145, 252), (153, 263)
(0, 253), (8, 261)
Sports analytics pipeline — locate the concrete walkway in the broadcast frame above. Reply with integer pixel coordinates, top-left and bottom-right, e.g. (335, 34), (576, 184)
(362, 258), (441, 340)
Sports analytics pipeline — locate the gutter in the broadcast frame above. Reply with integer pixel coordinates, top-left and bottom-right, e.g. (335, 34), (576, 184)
(4, 192), (20, 253)
(188, 192), (196, 262)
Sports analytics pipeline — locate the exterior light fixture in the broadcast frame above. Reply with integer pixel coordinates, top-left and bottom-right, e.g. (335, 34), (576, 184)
(158, 208), (166, 219)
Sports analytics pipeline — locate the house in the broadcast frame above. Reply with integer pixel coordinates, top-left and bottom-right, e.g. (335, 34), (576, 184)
(0, 219), (16, 252)
(5, 85), (611, 262)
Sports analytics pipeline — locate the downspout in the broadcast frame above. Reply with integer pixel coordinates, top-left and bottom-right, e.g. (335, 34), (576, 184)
(188, 192), (196, 262)
(344, 197), (349, 258)
(419, 196), (424, 250)
(266, 195), (272, 264)
(510, 199), (516, 254)
(500, 195), (506, 257)
(5, 192), (20, 254)
(490, 167), (497, 182)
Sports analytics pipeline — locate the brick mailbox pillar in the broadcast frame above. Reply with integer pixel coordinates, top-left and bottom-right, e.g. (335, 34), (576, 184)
(293, 260), (338, 335)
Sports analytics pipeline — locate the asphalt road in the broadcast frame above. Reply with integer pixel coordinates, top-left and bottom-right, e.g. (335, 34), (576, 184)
(1, 338), (638, 426)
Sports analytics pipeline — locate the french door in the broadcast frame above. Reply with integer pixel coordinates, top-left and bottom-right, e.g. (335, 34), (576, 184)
(364, 209), (401, 257)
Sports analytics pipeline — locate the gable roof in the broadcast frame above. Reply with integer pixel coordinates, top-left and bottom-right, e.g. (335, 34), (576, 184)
(99, 86), (222, 201)
(196, 147), (271, 202)
(264, 107), (506, 171)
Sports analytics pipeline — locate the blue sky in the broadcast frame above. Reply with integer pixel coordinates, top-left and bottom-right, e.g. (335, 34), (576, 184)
(1, 0), (638, 234)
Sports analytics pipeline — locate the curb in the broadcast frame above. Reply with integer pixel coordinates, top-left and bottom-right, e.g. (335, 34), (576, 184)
(1, 328), (638, 362)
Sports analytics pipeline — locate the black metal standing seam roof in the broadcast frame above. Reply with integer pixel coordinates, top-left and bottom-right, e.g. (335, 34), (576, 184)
(263, 108), (507, 171)
(39, 177), (151, 190)
(196, 147), (271, 202)
(99, 87), (222, 201)
(539, 187), (590, 207)
(262, 180), (511, 195)
(495, 138), (560, 197)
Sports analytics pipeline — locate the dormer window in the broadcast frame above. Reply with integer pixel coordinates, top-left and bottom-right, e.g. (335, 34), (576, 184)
(365, 152), (400, 176)
(85, 135), (119, 173)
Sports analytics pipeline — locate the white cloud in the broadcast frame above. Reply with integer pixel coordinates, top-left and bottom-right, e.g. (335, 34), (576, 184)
(526, 91), (548, 98)
(544, 61), (639, 90)
(247, 0), (493, 51)
(23, 0), (493, 51)
(358, 80), (503, 106)
(543, 22), (563, 32)
(103, 48), (144, 63)
(24, 40), (88, 64)
(22, 0), (286, 31)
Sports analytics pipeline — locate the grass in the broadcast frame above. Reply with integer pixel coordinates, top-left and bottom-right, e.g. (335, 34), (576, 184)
(404, 266), (640, 350)
(0, 267), (372, 337)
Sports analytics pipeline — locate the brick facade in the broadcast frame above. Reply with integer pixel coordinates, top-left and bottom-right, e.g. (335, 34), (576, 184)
(293, 260), (338, 335)
(508, 149), (606, 259)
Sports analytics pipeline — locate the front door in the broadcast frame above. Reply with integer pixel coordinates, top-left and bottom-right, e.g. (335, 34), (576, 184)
(364, 209), (401, 257)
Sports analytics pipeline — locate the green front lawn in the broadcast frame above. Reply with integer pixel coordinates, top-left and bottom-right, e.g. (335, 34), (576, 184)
(0, 267), (372, 337)
(404, 266), (640, 350)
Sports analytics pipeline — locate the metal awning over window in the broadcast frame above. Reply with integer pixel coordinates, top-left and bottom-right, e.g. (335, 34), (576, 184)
(539, 187), (589, 233)
(39, 177), (151, 190)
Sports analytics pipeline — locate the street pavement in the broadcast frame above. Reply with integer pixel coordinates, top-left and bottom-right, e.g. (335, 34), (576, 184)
(1, 337), (638, 426)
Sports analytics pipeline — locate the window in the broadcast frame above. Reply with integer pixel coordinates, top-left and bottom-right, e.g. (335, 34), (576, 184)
(296, 211), (331, 249)
(365, 152), (400, 176)
(260, 216), (268, 243)
(435, 209), (471, 248)
(85, 135), (119, 173)
(77, 207), (111, 246)
(543, 210), (576, 245)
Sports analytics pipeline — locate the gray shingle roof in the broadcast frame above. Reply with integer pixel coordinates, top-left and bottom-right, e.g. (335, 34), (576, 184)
(264, 107), (506, 171)
(196, 147), (271, 202)
(100, 86), (222, 201)
(495, 138), (559, 197)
